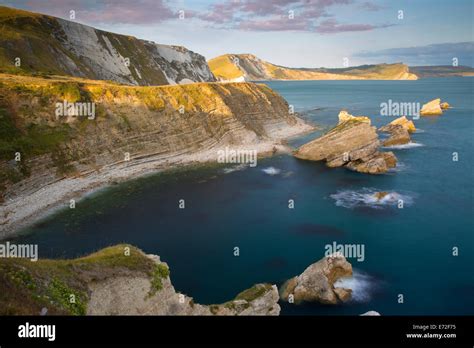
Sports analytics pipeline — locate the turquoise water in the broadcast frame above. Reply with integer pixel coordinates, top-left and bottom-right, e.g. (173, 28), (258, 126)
(14, 78), (474, 315)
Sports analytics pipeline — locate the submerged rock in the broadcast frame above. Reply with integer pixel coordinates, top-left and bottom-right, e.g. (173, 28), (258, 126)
(420, 98), (443, 116)
(280, 253), (353, 304)
(373, 191), (390, 200)
(294, 115), (397, 174)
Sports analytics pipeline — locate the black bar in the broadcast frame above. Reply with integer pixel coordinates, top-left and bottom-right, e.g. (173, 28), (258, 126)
(0, 316), (472, 345)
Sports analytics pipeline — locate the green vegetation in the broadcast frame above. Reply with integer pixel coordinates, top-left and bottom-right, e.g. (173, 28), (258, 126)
(48, 278), (87, 315)
(0, 244), (157, 315)
(149, 263), (170, 295)
(0, 107), (71, 162)
(234, 283), (272, 302)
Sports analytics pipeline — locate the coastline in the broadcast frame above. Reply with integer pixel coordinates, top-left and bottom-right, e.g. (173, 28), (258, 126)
(0, 121), (315, 240)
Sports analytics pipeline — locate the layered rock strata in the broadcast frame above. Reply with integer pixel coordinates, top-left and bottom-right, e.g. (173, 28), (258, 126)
(294, 112), (397, 174)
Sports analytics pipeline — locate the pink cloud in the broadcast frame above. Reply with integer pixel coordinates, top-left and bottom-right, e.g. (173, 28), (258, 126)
(20, 0), (392, 34)
(197, 0), (390, 34)
(238, 17), (310, 31)
(25, 0), (174, 24)
(315, 18), (393, 34)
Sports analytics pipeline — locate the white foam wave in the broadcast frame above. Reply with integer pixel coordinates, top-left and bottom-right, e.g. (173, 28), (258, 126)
(388, 162), (407, 173)
(383, 142), (423, 150)
(330, 188), (414, 209)
(262, 167), (281, 175)
(222, 164), (248, 174)
(334, 270), (375, 303)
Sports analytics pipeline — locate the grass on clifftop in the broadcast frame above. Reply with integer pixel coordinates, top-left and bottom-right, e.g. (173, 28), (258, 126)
(0, 244), (158, 315)
(208, 55), (243, 80)
(234, 283), (273, 302)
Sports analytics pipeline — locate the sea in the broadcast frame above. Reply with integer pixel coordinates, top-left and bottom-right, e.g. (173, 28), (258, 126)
(12, 78), (474, 315)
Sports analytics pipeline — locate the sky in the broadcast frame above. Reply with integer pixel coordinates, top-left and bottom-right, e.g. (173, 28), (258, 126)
(1, 0), (473, 68)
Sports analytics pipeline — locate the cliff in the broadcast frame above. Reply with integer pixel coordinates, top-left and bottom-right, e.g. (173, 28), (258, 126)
(0, 73), (311, 237)
(0, 244), (280, 315)
(208, 54), (418, 81)
(0, 6), (215, 85)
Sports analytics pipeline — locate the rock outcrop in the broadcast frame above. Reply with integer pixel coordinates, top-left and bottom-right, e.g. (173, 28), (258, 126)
(379, 116), (416, 133)
(338, 110), (371, 124)
(0, 244), (280, 316)
(420, 98), (444, 116)
(209, 54), (418, 81)
(440, 102), (450, 109)
(379, 116), (416, 146)
(381, 125), (411, 146)
(280, 253), (353, 304)
(0, 6), (215, 86)
(294, 113), (397, 174)
(88, 255), (280, 316)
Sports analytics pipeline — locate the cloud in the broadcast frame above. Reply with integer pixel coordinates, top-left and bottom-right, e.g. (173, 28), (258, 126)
(315, 18), (392, 33)
(7, 0), (392, 34)
(196, 0), (390, 33)
(238, 17), (310, 31)
(16, 0), (174, 24)
(354, 42), (474, 66)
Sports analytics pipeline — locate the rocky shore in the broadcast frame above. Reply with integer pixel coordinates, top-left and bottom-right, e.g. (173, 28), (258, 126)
(0, 244), (359, 316)
(0, 74), (313, 239)
(0, 244), (281, 315)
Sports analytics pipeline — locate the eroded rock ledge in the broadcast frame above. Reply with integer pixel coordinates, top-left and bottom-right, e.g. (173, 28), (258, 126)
(88, 254), (280, 316)
(294, 111), (397, 174)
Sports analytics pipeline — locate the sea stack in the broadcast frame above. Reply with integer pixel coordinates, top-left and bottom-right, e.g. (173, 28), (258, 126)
(279, 253), (353, 304)
(379, 116), (416, 133)
(294, 111), (397, 174)
(420, 98), (447, 116)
